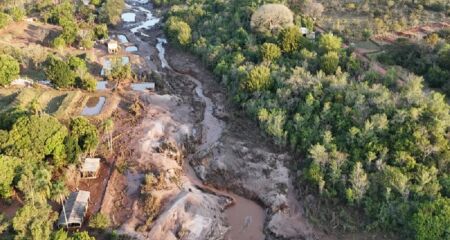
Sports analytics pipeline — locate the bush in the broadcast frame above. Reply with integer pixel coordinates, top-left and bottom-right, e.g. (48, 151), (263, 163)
(260, 43), (281, 62)
(244, 65), (271, 92)
(411, 198), (450, 240)
(52, 36), (66, 50)
(94, 24), (109, 40)
(8, 7), (25, 22)
(89, 213), (110, 230)
(0, 12), (11, 29)
(166, 17), (192, 46)
(250, 4), (294, 34)
(0, 54), (20, 86)
(320, 51), (340, 74)
(44, 55), (76, 88)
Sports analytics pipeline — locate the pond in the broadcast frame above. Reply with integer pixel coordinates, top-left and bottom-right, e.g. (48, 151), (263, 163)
(121, 13), (136, 23)
(100, 59), (112, 76)
(96, 81), (108, 90)
(131, 82), (155, 92)
(117, 34), (129, 44)
(125, 46), (138, 52)
(81, 97), (106, 116)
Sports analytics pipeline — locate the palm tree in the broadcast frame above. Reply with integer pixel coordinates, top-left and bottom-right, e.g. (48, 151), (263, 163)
(51, 181), (69, 228)
(102, 118), (114, 153)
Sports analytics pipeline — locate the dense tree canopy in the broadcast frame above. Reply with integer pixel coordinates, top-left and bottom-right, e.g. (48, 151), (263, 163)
(2, 115), (67, 164)
(164, 0), (450, 238)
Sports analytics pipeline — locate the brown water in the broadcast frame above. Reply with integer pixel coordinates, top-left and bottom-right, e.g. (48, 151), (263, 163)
(81, 96), (106, 116)
(184, 75), (265, 240)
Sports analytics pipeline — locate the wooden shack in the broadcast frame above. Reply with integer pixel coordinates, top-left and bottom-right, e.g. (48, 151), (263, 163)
(80, 158), (101, 179)
(58, 191), (90, 229)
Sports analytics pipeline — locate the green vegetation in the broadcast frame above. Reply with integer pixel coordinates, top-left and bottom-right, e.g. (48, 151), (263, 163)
(0, 111), (99, 239)
(45, 55), (96, 90)
(164, 1), (450, 239)
(0, 54), (20, 86)
(89, 213), (110, 230)
(378, 33), (450, 95)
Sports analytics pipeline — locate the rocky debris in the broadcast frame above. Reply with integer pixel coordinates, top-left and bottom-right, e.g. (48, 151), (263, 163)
(146, 186), (229, 240)
(192, 140), (290, 212)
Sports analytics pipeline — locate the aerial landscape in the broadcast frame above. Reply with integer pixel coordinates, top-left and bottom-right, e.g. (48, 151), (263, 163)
(0, 0), (449, 239)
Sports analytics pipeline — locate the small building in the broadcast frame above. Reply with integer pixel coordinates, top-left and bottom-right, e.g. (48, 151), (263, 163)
(80, 158), (101, 179)
(58, 191), (90, 229)
(107, 40), (119, 54)
(300, 27), (316, 39)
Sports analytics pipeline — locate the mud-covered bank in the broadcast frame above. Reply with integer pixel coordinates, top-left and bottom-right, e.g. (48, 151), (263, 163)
(163, 45), (337, 240)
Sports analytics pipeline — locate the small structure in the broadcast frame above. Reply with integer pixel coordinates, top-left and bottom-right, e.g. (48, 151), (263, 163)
(300, 27), (316, 39)
(58, 191), (90, 229)
(80, 158), (101, 179)
(107, 40), (119, 54)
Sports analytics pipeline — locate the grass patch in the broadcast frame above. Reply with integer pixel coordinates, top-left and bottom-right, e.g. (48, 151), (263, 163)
(0, 90), (19, 111)
(354, 40), (381, 52)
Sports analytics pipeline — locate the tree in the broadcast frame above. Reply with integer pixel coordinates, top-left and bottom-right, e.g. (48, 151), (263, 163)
(12, 203), (57, 240)
(301, 0), (324, 19)
(102, 118), (114, 153)
(244, 65), (271, 92)
(17, 164), (53, 205)
(3, 115), (68, 164)
(50, 180), (69, 229)
(0, 155), (18, 199)
(279, 26), (301, 53)
(166, 17), (192, 46)
(69, 117), (99, 155)
(250, 4), (294, 34)
(411, 198), (450, 240)
(320, 51), (340, 75)
(0, 54), (20, 86)
(45, 55), (76, 88)
(260, 43), (282, 63)
(349, 162), (368, 203)
(89, 213), (110, 230)
(99, 0), (125, 25)
(319, 33), (342, 53)
(107, 59), (132, 84)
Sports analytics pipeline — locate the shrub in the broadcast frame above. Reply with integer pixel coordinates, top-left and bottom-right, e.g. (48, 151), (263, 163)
(0, 12), (11, 29)
(89, 213), (110, 230)
(0, 54), (20, 86)
(166, 17), (192, 46)
(244, 65), (271, 92)
(52, 36), (66, 50)
(260, 43), (281, 62)
(320, 51), (340, 74)
(44, 55), (76, 88)
(8, 7), (25, 22)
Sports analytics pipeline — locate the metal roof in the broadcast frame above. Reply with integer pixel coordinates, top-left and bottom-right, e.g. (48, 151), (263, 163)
(58, 191), (90, 226)
(81, 158), (100, 173)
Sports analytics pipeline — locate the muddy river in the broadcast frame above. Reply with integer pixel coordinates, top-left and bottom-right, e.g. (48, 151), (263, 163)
(124, 1), (266, 239)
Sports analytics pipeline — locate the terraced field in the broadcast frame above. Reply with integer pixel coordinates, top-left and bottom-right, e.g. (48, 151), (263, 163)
(0, 87), (118, 120)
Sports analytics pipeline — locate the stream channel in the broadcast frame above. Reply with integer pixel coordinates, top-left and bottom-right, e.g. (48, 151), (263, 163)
(122, 1), (265, 239)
